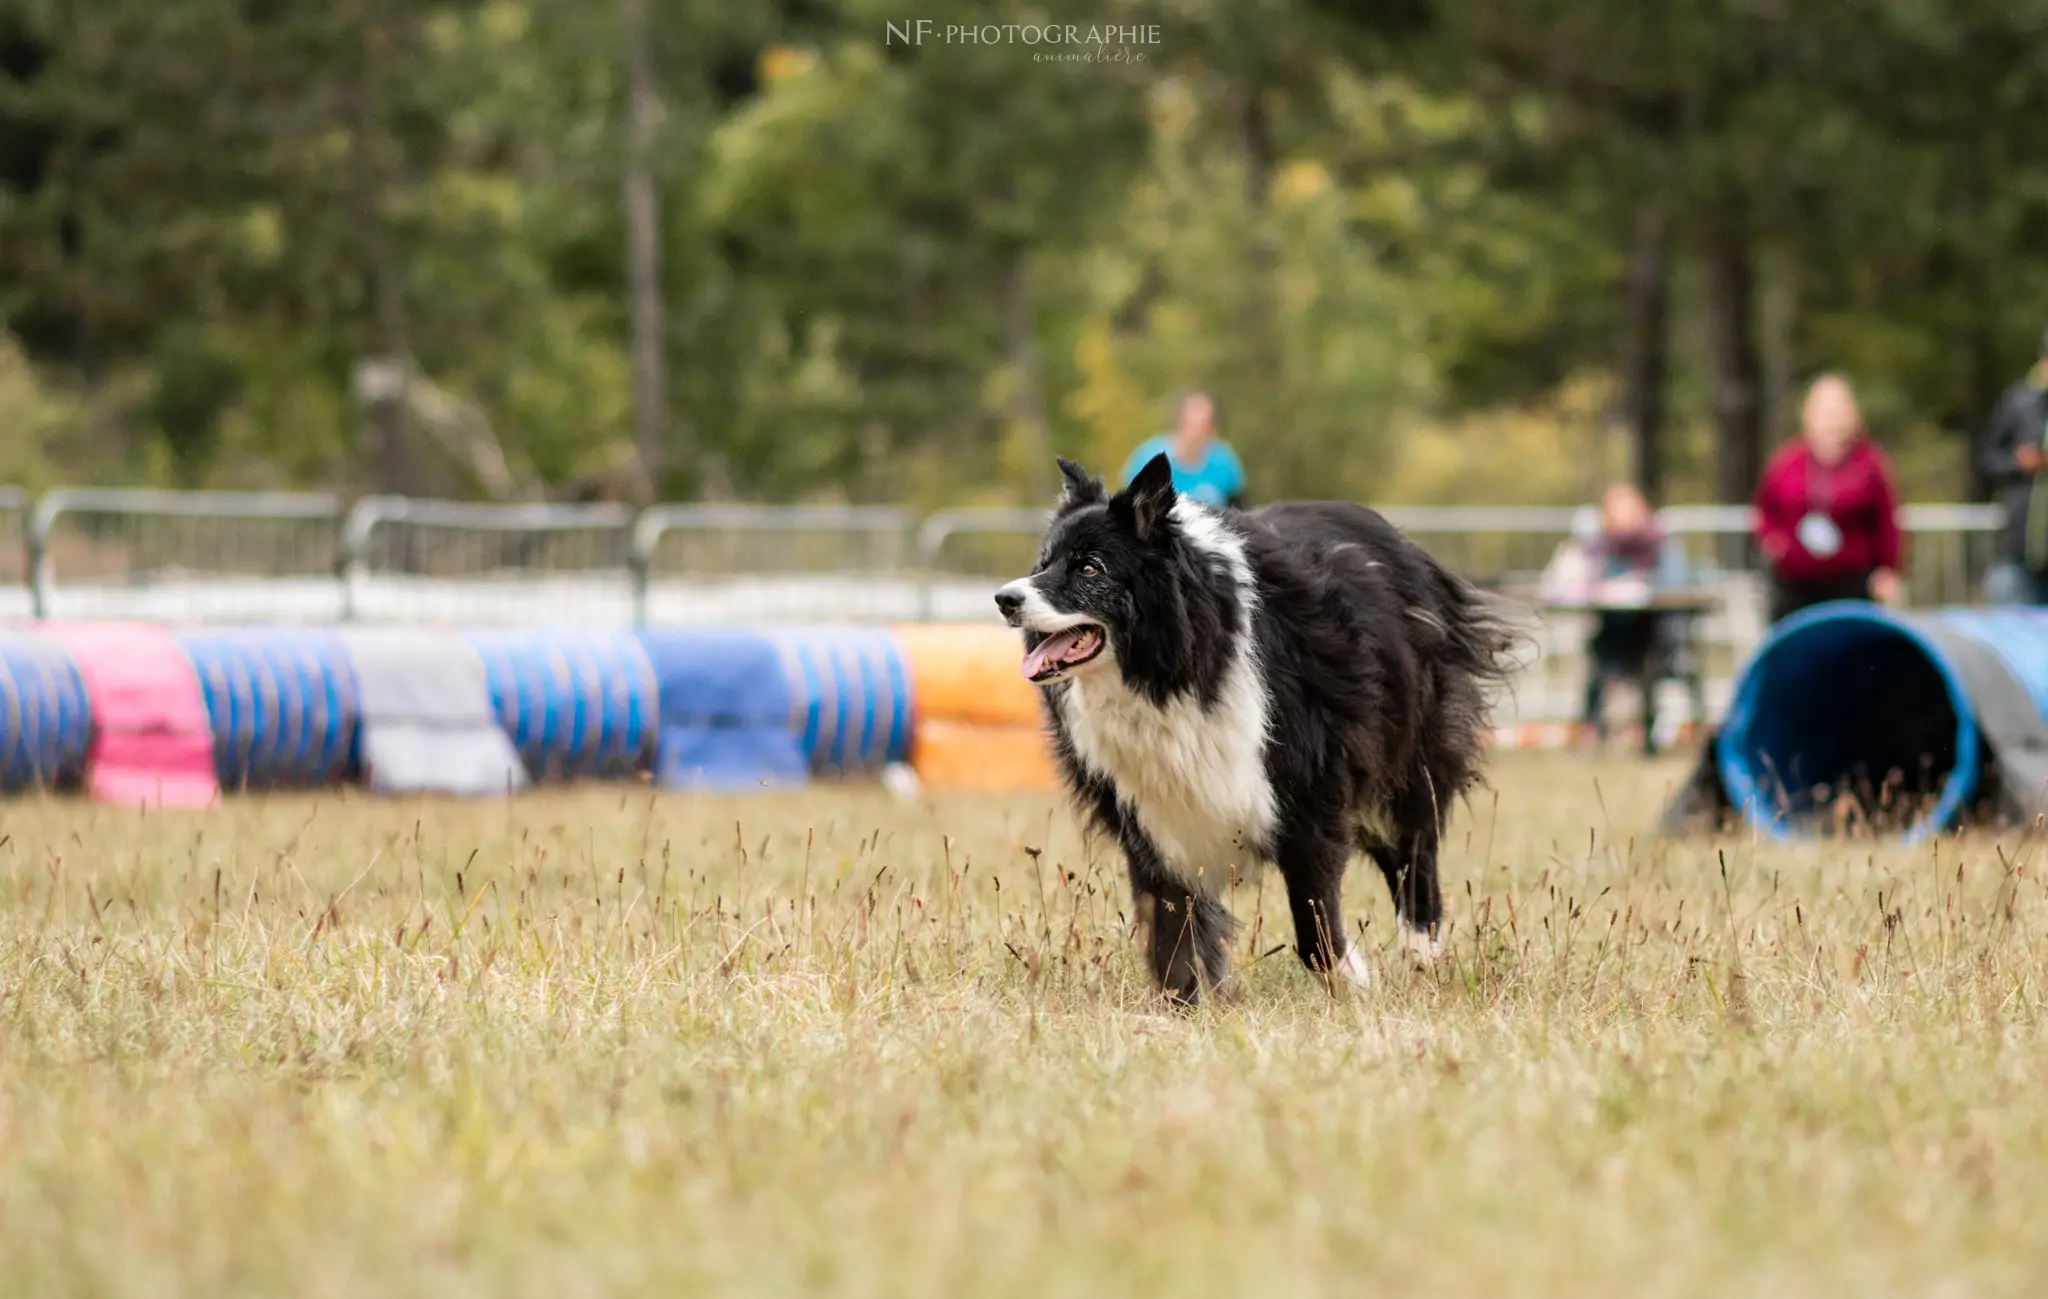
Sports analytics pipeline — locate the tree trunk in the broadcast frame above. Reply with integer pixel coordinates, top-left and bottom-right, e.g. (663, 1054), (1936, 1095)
(1236, 83), (1285, 491)
(1618, 201), (1668, 504)
(1706, 196), (1763, 567)
(1001, 249), (1053, 496)
(1759, 251), (1797, 479)
(1239, 88), (1275, 207)
(622, 0), (667, 503)
(1707, 232), (1762, 505)
(346, 72), (412, 497)
(1958, 160), (2000, 502)
(1963, 319), (2001, 503)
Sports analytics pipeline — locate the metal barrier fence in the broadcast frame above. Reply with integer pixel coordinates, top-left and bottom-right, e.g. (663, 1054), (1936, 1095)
(0, 486), (2014, 726)
(29, 488), (344, 622)
(341, 496), (634, 625)
(916, 508), (1048, 621)
(1377, 506), (1581, 587)
(634, 505), (916, 624)
(9, 490), (2001, 621)
(1896, 504), (2003, 606)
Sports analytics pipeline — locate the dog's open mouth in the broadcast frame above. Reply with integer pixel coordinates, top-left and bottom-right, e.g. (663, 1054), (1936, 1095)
(1020, 624), (1105, 683)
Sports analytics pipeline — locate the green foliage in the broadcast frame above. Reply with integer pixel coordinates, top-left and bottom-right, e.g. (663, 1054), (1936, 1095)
(0, 333), (69, 489)
(0, 0), (2044, 503)
(147, 331), (241, 481)
(1057, 81), (1429, 500)
(702, 0), (1153, 500)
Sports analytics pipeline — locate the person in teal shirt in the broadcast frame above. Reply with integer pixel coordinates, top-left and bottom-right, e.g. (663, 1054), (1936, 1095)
(1119, 390), (1247, 509)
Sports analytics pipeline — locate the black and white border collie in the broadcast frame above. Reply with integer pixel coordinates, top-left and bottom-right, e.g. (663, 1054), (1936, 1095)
(996, 455), (1518, 1003)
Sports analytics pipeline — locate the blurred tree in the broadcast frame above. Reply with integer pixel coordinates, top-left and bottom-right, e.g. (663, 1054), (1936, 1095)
(1056, 73), (1432, 501)
(704, 0), (1151, 501)
(0, 0), (645, 494)
(2, 0), (2048, 510)
(1333, 0), (2048, 504)
(1781, 0), (2048, 499)
(620, 0), (664, 501)
(146, 329), (240, 482)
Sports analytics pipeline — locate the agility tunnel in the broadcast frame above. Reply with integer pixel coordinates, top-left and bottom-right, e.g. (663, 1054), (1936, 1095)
(1673, 602), (2048, 842)
(176, 628), (360, 790)
(892, 623), (1056, 792)
(774, 626), (913, 776)
(42, 622), (219, 807)
(466, 630), (658, 782)
(0, 630), (90, 792)
(340, 628), (530, 796)
(0, 619), (1066, 801)
(637, 628), (809, 789)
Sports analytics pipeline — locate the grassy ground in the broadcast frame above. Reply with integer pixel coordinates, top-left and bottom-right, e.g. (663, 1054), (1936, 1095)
(2, 752), (2045, 1297)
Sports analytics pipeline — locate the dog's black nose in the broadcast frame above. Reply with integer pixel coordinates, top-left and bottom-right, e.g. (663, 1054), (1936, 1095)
(994, 587), (1025, 619)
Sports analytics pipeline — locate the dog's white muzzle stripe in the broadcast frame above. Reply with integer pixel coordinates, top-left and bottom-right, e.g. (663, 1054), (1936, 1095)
(999, 579), (1097, 634)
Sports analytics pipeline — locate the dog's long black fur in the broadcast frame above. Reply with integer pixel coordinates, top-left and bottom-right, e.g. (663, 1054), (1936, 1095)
(996, 455), (1518, 1002)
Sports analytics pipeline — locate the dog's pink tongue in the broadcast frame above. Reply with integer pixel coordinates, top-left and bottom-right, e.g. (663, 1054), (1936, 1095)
(1021, 630), (1084, 681)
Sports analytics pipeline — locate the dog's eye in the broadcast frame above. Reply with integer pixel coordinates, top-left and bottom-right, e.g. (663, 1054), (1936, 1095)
(1079, 562), (1099, 578)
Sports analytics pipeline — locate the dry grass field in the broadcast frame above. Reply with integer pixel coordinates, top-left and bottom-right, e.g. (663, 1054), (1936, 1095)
(3, 752), (2046, 1297)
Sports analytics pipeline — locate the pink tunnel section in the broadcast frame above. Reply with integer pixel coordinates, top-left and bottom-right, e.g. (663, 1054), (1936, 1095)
(42, 622), (220, 808)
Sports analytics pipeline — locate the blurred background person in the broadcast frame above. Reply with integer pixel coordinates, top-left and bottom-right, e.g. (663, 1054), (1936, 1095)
(1754, 374), (1903, 624)
(1120, 390), (1247, 509)
(1542, 482), (1690, 753)
(1979, 328), (2048, 605)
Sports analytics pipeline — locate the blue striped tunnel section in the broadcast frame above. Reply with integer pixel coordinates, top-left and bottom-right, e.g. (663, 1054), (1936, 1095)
(636, 628), (808, 789)
(175, 628), (360, 790)
(0, 630), (90, 792)
(774, 626), (913, 775)
(0, 619), (962, 800)
(465, 630), (658, 781)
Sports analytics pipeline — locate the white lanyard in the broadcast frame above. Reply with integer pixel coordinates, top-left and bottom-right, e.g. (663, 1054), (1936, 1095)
(1798, 459), (1842, 558)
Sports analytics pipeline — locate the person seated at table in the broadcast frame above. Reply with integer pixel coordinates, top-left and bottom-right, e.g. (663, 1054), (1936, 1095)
(1541, 483), (1689, 752)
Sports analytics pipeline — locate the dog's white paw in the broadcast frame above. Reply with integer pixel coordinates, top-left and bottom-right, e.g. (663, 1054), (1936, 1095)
(1336, 943), (1374, 989)
(1399, 923), (1443, 970)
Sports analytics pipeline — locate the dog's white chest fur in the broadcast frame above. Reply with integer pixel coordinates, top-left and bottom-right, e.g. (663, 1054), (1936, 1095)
(1062, 501), (1276, 888)
(1064, 675), (1275, 886)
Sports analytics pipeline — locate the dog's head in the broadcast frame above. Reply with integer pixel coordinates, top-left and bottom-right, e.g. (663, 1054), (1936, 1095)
(995, 453), (1179, 687)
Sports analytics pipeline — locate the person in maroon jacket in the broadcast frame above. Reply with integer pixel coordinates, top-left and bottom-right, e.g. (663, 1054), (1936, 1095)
(1754, 374), (1905, 624)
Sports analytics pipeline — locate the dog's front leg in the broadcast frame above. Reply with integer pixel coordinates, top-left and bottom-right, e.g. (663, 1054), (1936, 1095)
(1124, 833), (1231, 1004)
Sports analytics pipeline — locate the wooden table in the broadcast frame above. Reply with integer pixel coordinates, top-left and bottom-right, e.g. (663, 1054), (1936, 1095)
(1539, 589), (1721, 617)
(1538, 588), (1720, 753)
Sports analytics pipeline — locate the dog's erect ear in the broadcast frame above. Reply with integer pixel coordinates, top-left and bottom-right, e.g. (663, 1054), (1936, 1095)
(1054, 457), (1107, 512)
(1112, 452), (1177, 541)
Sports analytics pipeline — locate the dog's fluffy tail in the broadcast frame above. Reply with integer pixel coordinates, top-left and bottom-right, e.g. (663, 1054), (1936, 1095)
(1447, 582), (1531, 692)
(1421, 554), (1529, 689)
(1426, 567), (1531, 781)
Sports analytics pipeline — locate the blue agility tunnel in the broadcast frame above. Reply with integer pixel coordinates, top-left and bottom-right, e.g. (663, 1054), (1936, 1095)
(176, 628), (361, 790)
(0, 631), (91, 792)
(466, 630), (658, 782)
(1679, 602), (2048, 841)
(773, 626), (913, 775)
(636, 628), (809, 789)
